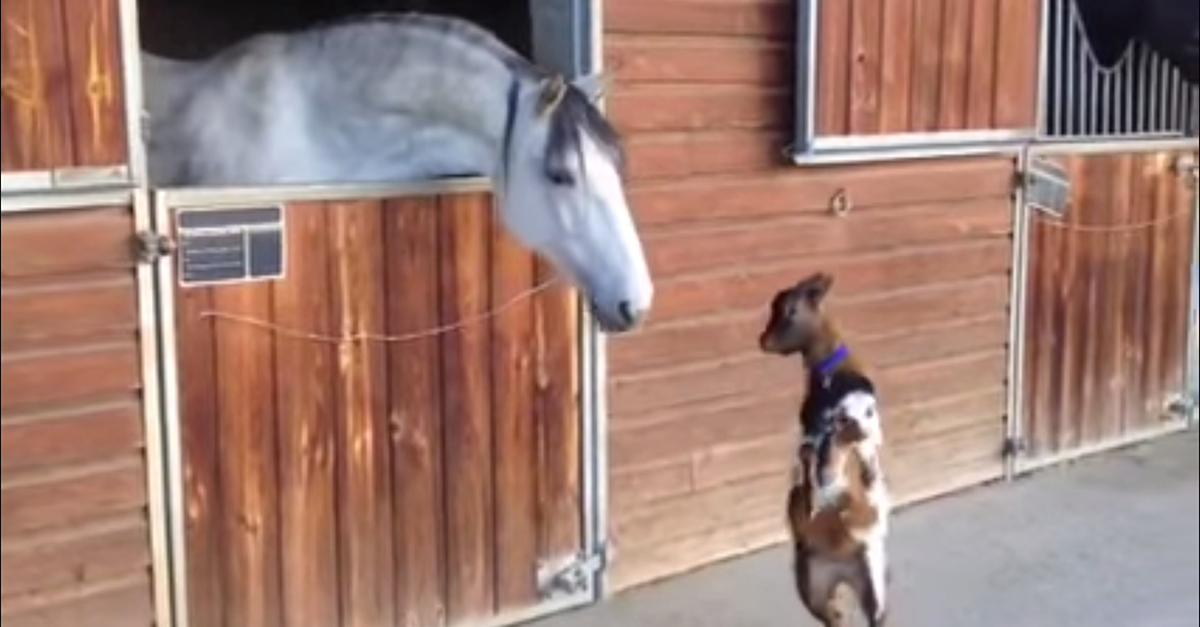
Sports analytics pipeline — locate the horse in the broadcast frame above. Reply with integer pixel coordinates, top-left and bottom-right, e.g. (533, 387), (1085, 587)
(1073, 0), (1197, 84)
(141, 12), (653, 334)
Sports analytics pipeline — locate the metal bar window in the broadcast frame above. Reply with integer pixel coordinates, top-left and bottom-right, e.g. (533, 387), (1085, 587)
(1041, 0), (1198, 139)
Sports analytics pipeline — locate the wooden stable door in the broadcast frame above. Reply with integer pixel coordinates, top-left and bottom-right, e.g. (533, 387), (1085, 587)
(1020, 150), (1195, 463)
(168, 189), (586, 627)
(1, 0), (129, 176)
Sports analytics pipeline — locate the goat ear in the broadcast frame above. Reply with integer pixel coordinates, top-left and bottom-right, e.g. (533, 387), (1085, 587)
(571, 72), (610, 102)
(796, 272), (834, 305)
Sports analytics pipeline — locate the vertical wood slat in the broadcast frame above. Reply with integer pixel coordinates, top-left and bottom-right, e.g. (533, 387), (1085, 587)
(535, 264), (582, 561)
(491, 204), (540, 609)
(175, 190), (582, 627)
(440, 193), (497, 623)
(815, 0), (851, 136)
(331, 200), (396, 627)
(59, 0), (126, 166)
(816, 0), (1041, 137)
(877, 0), (914, 133)
(936, 0), (972, 129)
(212, 283), (282, 627)
(0, 0), (128, 172)
(847, 0), (883, 134)
(177, 286), (223, 627)
(0, 0), (74, 170)
(387, 196), (448, 627)
(273, 203), (339, 627)
(1021, 152), (1194, 462)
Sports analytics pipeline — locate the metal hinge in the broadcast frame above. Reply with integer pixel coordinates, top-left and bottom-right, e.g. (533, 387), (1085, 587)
(1019, 157), (1072, 217)
(1174, 154), (1197, 189)
(536, 543), (610, 601)
(1001, 436), (1026, 458)
(1165, 394), (1197, 420)
(134, 230), (176, 263)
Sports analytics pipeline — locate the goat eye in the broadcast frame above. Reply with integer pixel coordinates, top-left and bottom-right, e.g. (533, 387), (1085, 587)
(547, 170), (575, 186)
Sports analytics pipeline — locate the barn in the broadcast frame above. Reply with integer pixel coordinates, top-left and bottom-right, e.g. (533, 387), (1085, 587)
(1, 1), (1196, 627)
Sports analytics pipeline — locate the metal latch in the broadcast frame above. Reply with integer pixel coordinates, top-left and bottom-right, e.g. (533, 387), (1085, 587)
(1021, 157), (1071, 217)
(134, 230), (176, 263)
(1174, 154), (1197, 189)
(1001, 436), (1027, 458)
(536, 544), (610, 600)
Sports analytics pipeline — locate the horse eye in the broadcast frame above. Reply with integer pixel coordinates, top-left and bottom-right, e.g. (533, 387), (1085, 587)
(547, 169), (575, 186)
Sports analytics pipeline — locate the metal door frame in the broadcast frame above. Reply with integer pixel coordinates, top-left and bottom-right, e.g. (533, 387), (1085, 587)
(1008, 139), (1198, 477)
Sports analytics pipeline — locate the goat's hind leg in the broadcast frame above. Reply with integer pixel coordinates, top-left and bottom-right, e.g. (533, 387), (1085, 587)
(857, 537), (889, 626)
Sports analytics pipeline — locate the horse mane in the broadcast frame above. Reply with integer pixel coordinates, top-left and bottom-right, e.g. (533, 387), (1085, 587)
(307, 11), (626, 171)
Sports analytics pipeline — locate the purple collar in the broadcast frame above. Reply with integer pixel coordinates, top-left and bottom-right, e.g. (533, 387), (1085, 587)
(813, 344), (849, 379)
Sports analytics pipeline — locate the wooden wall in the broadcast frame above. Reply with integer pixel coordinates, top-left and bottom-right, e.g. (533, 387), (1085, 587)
(0, 0), (128, 173)
(171, 191), (582, 627)
(1, 205), (156, 626)
(816, 0), (1042, 136)
(1021, 150), (1196, 462)
(605, 0), (1019, 590)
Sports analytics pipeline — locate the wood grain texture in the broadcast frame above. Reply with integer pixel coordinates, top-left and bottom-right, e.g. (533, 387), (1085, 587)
(1021, 151), (1195, 461)
(0, 206), (154, 627)
(173, 191), (582, 627)
(814, 0), (1041, 136)
(0, 0), (128, 172)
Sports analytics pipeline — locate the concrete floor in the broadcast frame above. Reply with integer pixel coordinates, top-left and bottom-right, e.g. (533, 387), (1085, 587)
(532, 429), (1200, 627)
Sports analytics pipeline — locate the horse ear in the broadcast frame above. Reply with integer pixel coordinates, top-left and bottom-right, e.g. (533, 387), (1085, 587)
(571, 73), (610, 102)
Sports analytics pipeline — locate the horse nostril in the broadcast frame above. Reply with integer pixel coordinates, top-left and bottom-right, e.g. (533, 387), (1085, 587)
(617, 300), (644, 327)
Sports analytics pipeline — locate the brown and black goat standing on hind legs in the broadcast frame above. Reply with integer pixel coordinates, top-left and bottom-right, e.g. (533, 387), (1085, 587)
(758, 272), (892, 627)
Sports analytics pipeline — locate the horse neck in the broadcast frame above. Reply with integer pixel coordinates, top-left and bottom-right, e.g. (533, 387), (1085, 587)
(307, 30), (527, 180)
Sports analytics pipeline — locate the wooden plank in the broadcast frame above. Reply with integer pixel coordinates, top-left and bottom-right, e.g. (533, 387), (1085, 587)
(624, 131), (785, 182)
(1, 403), (141, 474)
(175, 285), (222, 627)
(936, 0), (972, 130)
(490, 210), (539, 608)
(211, 283), (281, 627)
(1103, 155), (1134, 441)
(604, 0), (791, 38)
(605, 35), (786, 85)
(1, 578), (153, 627)
(439, 193), (496, 622)
(329, 200), (395, 627)
(1, 459), (145, 538)
(60, 0), (126, 166)
(272, 202), (339, 627)
(816, 0), (851, 135)
(908, 0), (945, 131)
(0, 207), (134, 279)
(611, 339), (1005, 419)
(0, 277), (138, 352)
(649, 236), (1013, 324)
(847, 0), (883, 134)
(534, 265), (581, 563)
(1, 515), (149, 598)
(644, 198), (1011, 279)
(877, 0), (915, 133)
(612, 277), (1010, 380)
(992, 0), (1040, 129)
(0, 0), (74, 171)
(610, 391), (795, 471)
(607, 85), (787, 134)
(965, 0), (1000, 128)
(629, 156), (1014, 228)
(0, 343), (141, 414)
(385, 196), (448, 627)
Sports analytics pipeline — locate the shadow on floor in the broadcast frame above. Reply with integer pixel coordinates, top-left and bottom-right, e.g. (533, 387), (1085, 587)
(531, 430), (1199, 627)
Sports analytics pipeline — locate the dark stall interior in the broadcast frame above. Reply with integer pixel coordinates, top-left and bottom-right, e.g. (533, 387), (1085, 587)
(138, 0), (533, 59)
